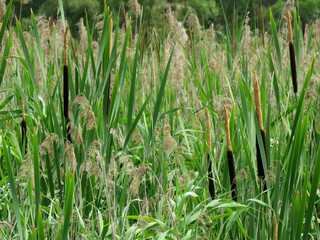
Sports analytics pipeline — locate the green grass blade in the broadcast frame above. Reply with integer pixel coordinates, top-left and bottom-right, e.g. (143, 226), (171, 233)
(38, 206), (45, 240)
(15, 18), (37, 96)
(127, 34), (140, 133)
(33, 129), (41, 225)
(31, 11), (46, 84)
(0, 93), (14, 110)
(0, 0), (12, 46)
(2, 135), (23, 240)
(62, 169), (75, 240)
(124, 91), (152, 148)
(0, 36), (12, 87)
(147, 48), (174, 149)
(270, 10), (283, 76)
(58, 0), (66, 31)
(302, 145), (320, 240)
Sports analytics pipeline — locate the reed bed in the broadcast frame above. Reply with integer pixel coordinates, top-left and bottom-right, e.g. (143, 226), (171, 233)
(0, 0), (320, 239)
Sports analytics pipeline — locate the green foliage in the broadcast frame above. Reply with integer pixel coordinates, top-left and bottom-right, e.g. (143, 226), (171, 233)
(1, 0), (320, 239)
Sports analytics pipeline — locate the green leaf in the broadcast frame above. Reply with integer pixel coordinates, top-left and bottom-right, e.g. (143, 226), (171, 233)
(2, 135), (23, 240)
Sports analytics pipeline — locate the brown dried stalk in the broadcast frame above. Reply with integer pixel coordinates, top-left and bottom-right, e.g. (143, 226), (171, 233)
(224, 105), (237, 201)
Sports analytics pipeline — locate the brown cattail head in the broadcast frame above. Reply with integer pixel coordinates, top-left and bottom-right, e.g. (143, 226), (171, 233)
(64, 24), (69, 66)
(224, 105), (232, 152)
(273, 213), (278, 240)
(287, 10), (293, 44)
(227, 150), (237, 201)
(21, 98), (25, 121)
(253, 71), (264, 131)
(21, 98), (27, 155)
(205, 107), (212, 150)
(287, 10), (298, 93)
(121, 2), (127, 31)
(224, 105), (237, 201)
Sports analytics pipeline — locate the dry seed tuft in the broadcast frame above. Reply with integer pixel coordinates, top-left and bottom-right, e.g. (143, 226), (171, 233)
(188, 8), (202, 39)
(129, 165), (151, 196)
(64, 141), (77, 171)
(0, 0), (7, 20)
(40, 134), (59, 157)
(162, 115), (177, 155)
(108, 158), (119, 180)
(128, 0), (141, 17)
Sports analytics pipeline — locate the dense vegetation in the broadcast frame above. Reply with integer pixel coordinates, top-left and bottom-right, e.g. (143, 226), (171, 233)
(1, 0), (320, 239)
(14, 0), (320, 33)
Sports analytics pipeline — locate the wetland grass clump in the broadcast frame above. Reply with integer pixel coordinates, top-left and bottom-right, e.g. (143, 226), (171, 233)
(287, 10), (298, 94)
(224, 106), (237, 201)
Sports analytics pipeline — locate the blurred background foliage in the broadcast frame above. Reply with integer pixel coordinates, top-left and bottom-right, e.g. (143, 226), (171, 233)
(11, 0), (320, 36)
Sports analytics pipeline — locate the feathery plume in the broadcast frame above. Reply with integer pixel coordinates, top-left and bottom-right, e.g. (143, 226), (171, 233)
(128, 0), (141, 17)
(162, 116), (177, 155)
(129, 165), (151, 196)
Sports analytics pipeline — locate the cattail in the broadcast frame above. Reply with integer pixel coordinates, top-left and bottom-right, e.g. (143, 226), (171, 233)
(21, 98), (27, 155)
(287, 10), (297, 93)
(253, 71), (267, 186)
(224, 106), (237, 201)
(273, 213), (278, 240)
(206, 107), (215, 200)
(106, 17), (113, 119)
(121, 2), (127, 31)
(63, 25), (71, 142)
(153, 28), (160, 62)
(260, 1), (265, 48)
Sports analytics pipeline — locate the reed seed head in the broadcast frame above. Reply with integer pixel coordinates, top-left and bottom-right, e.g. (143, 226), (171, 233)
(128, 0), (141, 17)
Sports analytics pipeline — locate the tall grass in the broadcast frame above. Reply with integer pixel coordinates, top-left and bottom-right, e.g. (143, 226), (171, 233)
(1, 0), (320, 239)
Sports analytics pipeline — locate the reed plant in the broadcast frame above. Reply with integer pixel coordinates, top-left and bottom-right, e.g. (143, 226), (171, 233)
(1, 0), (320, 239)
